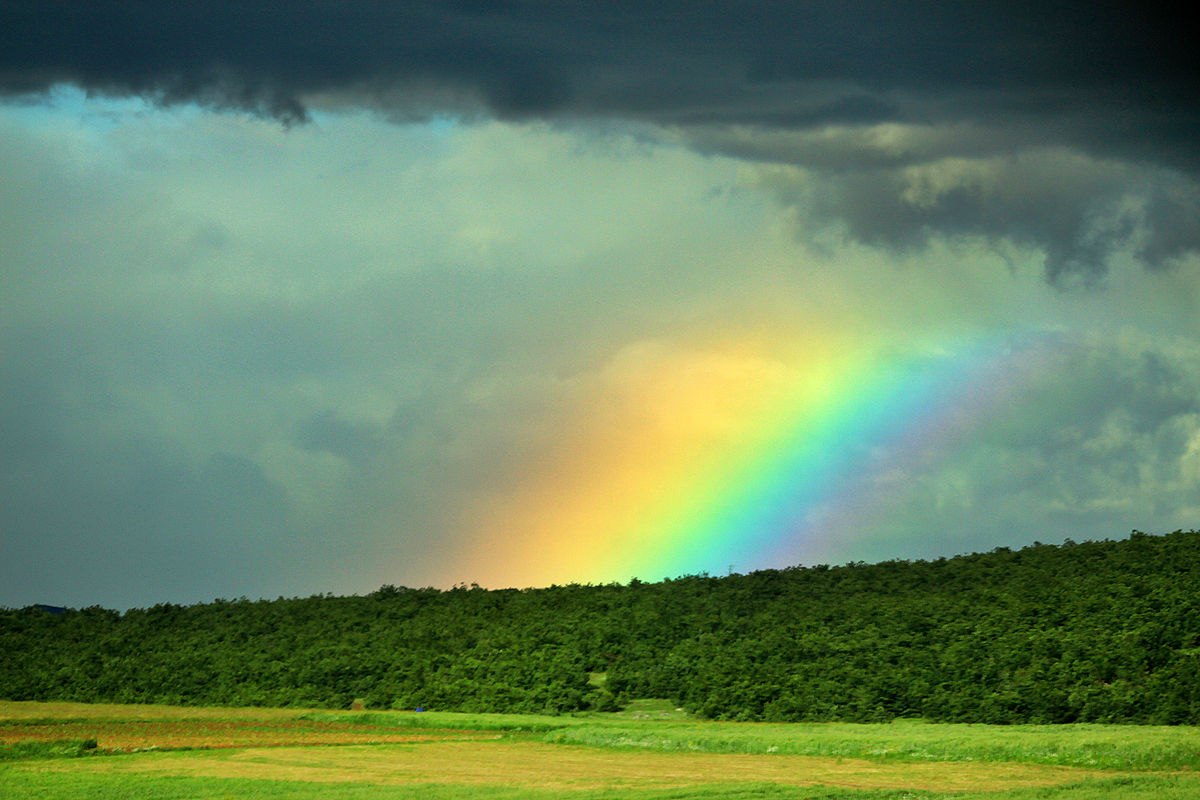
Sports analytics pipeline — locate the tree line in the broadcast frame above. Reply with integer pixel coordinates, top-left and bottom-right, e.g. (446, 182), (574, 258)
(2, 530), (1198, 724)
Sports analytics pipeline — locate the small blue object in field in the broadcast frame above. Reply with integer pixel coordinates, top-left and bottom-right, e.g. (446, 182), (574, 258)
(415, 706), (425, 712)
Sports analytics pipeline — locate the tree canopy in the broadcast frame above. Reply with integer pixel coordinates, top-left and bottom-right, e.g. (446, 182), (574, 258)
(3, 530), (1198, 724)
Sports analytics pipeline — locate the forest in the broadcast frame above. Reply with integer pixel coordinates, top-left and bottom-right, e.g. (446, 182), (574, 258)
(2, 530), (1198, 724)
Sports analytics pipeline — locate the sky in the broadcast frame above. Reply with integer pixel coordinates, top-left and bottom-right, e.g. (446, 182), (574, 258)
(2, 3), (1198, 610)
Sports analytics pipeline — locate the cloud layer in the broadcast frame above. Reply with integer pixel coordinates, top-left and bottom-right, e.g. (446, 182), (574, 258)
(4, 3), (1194, 138)
(5, 3), (1195, 284)
(2, 5), (1199, 608)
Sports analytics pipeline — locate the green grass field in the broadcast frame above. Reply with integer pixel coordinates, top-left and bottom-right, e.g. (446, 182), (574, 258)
(2, 700), (1198, 799)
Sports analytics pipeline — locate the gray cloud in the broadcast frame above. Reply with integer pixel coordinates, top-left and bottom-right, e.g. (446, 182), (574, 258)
(2, 75), (1197, 608)
(844, 332), (1200, 564)
(1, 3), (1194, 159)
(0, 409), (302, 608)
(295, 410), (385, 467)
(0, 113), (773, 606)
(752, 149), (1200, 285)
(1139, 179), (1200, 268)
(4, 3), (1197, 287)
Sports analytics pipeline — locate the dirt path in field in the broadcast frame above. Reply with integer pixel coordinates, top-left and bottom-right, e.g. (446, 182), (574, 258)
(25, 740), (1111, 793)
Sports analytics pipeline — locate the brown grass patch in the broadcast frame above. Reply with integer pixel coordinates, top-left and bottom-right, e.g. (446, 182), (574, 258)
(0, 719), (496, 751)
(0, 702), (494, 752)
(0, 700), (312, 722)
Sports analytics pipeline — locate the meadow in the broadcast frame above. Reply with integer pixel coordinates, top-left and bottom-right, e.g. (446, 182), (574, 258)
(2, 700), (1198, 799)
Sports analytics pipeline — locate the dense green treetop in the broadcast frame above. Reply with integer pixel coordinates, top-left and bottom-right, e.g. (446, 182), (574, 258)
(3, 530), (1198, 723)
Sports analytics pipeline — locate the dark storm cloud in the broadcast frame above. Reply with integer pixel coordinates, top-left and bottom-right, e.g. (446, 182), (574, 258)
(753, 148), (1200, 285)
(1, 2), (1194, 155)
(5, 2), (1196, 284)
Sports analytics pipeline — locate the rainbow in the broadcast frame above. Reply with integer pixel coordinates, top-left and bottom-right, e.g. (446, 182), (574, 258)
(449, 331), (1056, 588)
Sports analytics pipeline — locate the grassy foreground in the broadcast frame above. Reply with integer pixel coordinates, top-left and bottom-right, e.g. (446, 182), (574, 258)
(2, 700), (1198, 799)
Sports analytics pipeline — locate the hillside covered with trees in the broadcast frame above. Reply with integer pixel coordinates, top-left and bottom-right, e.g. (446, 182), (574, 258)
(3, 530), (1198, 724)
